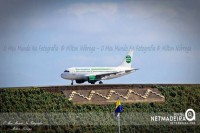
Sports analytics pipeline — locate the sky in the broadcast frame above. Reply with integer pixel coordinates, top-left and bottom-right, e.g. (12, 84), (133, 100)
(0, 0), (200, 87)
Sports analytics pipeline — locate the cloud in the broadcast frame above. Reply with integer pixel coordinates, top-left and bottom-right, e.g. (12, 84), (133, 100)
(55, 2), (118, 18)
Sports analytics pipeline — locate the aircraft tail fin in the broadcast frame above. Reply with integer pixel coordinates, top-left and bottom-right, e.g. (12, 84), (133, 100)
(118, 49), (133, 68)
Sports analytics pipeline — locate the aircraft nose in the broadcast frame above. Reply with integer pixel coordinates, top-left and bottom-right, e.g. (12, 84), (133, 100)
(61, 73), (65, 78)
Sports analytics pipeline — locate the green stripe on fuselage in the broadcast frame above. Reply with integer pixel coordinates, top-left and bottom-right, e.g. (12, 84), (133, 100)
(91, 68), (113, 70)
(76, 68), (90, 70)
(75, 68), (114, 72)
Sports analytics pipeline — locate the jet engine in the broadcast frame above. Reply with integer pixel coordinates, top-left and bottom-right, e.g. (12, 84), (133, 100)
(76, 80), (86, 84)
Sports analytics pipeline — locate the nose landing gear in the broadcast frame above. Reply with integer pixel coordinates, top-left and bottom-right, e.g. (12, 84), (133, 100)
(71, 80), (73, 85)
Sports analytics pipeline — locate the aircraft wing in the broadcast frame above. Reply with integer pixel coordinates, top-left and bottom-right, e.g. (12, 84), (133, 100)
(85, 70), (131, 80)
(86, 71), (119, 77)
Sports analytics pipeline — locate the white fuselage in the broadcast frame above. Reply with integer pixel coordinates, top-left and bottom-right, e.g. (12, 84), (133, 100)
(61, 67), (133, 80)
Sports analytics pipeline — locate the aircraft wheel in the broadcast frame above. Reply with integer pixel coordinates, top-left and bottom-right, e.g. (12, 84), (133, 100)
(99, 81), (103, 84)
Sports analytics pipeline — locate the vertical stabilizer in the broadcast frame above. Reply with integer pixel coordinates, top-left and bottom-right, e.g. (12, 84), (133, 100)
(118, 49), (133, 68)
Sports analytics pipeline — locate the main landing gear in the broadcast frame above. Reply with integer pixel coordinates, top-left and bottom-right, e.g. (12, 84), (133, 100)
(71, 80), (73, 85)
(90, 81), (103, 84)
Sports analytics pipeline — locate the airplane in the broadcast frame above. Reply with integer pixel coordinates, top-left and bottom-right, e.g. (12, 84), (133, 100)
(61, 49), (138, 85)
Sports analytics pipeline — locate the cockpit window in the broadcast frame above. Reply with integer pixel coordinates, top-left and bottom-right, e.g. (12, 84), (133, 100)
(64, 70), (69, 72)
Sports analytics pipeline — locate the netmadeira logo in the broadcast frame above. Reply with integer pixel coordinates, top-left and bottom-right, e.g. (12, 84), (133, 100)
(185, 108), (195, 121)
(126, 55), (131, 63)
(151, 109), (196, 125)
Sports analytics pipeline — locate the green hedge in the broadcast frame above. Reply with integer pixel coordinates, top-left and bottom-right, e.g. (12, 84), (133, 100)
(0, 86), (200, 132)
